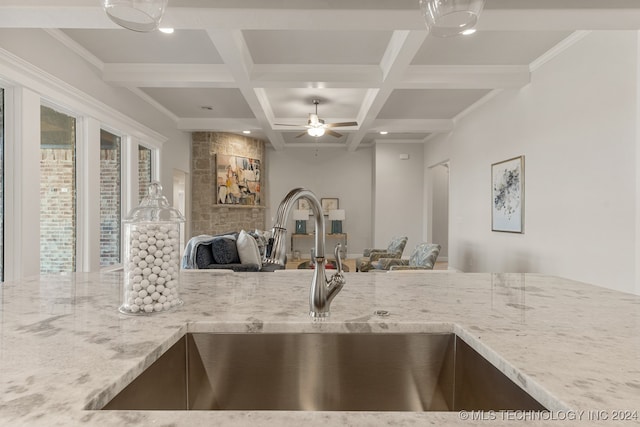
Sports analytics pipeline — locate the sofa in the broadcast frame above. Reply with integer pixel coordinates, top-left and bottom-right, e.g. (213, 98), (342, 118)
(182, 230), (276, 272)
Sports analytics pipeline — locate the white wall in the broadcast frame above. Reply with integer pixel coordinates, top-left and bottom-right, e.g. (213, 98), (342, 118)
(374, 143), (424, 252)
(425, 31), (639, 294)
(266, 146), (373, 256)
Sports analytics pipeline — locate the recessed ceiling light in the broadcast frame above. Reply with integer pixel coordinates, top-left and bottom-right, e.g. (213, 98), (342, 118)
(380, 131), (389, 135)
(242, 130), (251, 134)
(159, 27), (174, 34)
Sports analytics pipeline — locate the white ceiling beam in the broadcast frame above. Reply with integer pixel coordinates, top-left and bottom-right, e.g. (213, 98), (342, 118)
(401, 65), (530, 89)
(129, 87), (179, 124)
(478, 9), (640, 31)
(250, 65), (382, 88)
(346, 30), (428, 152)
(177, 117), (260, 132)
(206, 29), (286, 149)
(103, 64), (235, 88)
(100, 63), (528, 90)
(372, 119), (454, 133)
(3, 5), (640, 31)
(44, 28), (104, 71)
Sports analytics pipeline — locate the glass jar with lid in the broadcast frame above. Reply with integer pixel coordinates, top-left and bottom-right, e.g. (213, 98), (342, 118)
(120, 182), (185, 314)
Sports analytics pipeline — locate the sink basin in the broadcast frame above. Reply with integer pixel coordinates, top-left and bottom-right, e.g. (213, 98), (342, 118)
(102, 332), (546, 412)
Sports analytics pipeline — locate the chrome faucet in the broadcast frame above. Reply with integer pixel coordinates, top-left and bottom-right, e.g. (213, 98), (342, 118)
(263, 188), (346, 318)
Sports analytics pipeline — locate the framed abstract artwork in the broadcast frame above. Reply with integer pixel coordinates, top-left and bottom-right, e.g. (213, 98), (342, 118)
(491, 156), (524, 233)
(216, 154), (261, 205)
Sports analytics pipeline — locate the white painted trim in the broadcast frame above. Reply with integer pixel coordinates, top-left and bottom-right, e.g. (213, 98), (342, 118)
(453, 89), (503, 125)
(122, 135), (138, 221)
(2, 86), (16, 281)
(530, 31), (591, 72)
(402, 65), (530, 89)
(103, 63), (234, 87)
(80, 117), (102, 272)
(128, 87), (179, 124)
(373, 139), (428, 145)
(8, 87), (41, 279)
(43, 28), (104, 71)
(635, 30), (640, 296)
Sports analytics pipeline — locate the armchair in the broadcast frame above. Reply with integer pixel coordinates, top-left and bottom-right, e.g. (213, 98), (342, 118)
(375, 243), (441, 271)
(356, 236), (408, 272)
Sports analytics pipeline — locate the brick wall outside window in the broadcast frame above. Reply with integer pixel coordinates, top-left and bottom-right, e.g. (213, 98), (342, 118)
(100, 136), (121, 267)
(40, 148), (76, 273)
(138, 146), (152, 202)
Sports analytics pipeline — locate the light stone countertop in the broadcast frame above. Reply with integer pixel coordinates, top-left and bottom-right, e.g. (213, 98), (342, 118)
(0, 270), (639, 426)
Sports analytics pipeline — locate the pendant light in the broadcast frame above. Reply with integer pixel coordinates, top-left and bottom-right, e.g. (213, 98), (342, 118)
(419, 0), (485, 37)
(103, 0), (168, 32)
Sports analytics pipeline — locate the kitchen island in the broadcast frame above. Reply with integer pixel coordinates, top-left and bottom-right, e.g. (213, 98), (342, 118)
(0, 270), (638, 426)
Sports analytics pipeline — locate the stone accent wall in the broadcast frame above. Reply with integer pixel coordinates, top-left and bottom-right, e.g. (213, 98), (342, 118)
(191, 132), (266, 237)
(40, 148), (76, 273)
(100, 147), (121, 267)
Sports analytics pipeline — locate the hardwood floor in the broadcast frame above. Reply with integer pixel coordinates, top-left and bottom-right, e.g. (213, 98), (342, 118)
(285, 258), (449, 271)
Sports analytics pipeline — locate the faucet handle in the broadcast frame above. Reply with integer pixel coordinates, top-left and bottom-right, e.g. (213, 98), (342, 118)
(334, 243), (344, 274)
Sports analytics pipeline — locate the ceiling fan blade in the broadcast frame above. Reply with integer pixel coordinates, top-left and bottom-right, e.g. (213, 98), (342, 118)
(274, 123), (304, 127)
(326, 129), (343, 138)
(295, 131), (308, 138)
(326, 121), (358, 128)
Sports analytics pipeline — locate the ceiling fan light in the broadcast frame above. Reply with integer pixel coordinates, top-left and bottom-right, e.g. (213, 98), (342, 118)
(419, 0), (484, 37)
(103, 0), (168, 32)
(307, 127), (325, 137)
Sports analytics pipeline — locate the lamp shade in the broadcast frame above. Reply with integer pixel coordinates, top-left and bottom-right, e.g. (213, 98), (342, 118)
(419, 0), (485, 37)
(293, 209), (310, 221)
(328, 209), (345, 221)
(103, 0), (168, 32)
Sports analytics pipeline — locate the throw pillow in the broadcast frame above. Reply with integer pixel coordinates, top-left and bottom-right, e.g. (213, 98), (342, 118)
(195, 242), (215, 268)
(211, 236), (240, 264)
(237, 230), (262, 270)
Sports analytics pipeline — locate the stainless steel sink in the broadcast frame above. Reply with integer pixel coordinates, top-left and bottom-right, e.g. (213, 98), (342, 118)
(102, 333), (546, 411)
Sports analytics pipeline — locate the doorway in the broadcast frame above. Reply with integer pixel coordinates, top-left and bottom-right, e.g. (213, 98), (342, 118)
(428, 162), (449, 261)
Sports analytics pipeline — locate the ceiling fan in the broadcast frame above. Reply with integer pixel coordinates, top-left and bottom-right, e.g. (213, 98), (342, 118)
(275, 99), (358, 138)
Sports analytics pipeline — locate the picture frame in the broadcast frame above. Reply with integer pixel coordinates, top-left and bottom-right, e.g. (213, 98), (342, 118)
(321, 198), (339, 216)
(491, 156), (524, 233)
(297, 198), (311, 212)
(216, 154), (261, 206)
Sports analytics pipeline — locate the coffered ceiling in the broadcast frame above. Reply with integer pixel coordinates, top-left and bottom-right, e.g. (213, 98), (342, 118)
(0, 0), (639, 150)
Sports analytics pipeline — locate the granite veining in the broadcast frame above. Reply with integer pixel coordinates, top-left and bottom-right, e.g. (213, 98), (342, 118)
(0, 270), (639, 426)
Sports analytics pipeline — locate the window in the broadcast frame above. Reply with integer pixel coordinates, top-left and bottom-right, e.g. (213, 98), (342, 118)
(40, 105), (76, 274)
(100, 129), (121, 267)
(138, 145), (152, 202)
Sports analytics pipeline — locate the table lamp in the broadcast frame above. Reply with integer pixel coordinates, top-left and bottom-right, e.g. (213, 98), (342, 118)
(329, 209), (345, 234)
(293, 209), (309, 234)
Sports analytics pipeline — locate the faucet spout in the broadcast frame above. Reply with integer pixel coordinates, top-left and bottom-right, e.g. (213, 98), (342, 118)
(263, 188), (346, 318)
